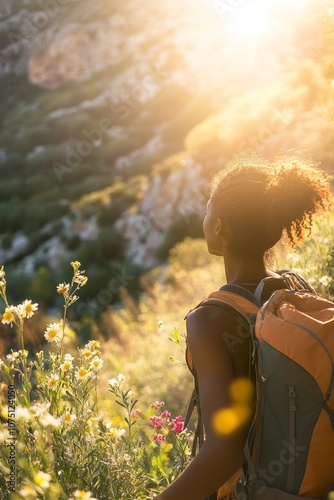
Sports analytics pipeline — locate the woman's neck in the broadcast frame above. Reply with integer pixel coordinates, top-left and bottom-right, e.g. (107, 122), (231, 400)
(224, 254), (268, 285)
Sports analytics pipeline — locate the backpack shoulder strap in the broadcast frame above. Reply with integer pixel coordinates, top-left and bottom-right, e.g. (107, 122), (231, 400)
(184, 288), (260, 457)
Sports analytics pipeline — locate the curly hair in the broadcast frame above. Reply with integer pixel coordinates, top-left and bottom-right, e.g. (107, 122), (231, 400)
(210, 154), (333, 259)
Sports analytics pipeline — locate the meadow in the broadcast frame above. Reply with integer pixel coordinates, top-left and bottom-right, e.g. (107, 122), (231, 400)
(0, 219), (334, 499)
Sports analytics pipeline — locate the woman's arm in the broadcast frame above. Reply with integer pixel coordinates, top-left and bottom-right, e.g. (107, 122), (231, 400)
(154, 305), (248, 500)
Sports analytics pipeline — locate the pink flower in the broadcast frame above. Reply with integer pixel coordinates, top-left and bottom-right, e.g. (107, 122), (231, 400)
(130, 409), (142, 420)
(150, 415), (163, 430)
(169, 415), (184, 434)
(152, 434), (166, 444)
(161, 410), (171, 421)
(150, 401), (165, 409)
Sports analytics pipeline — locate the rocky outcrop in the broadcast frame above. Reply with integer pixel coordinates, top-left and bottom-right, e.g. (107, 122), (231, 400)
(115, 157), (208, 267)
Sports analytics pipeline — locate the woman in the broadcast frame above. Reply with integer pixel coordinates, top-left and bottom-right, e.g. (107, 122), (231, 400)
(154, 155), (332, 500)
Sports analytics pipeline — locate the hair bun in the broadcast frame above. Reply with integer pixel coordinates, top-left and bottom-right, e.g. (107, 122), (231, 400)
(266, 158), (332, 246)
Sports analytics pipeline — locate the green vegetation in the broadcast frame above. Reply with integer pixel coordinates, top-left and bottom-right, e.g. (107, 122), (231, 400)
(1, 228), (334, 497)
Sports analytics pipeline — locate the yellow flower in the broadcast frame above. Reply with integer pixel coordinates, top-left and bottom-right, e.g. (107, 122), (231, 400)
(60, 360), (73, 371)
(47, 374), (59, 390)
(90, 357), (103, 371)
(74, 275), (88, 287)
(88, 340), (101, 349)
(63, 412), (77, 424)
(75, 367), (90, 381)
(80, 348), (93, 359)
(72, 490), (97, 500)
(34, 471), (51, 490)
(57, 282), (70, 295)
(109, 427), (126, 439)
(70, 261), (81, 270)
(19, 484), (37, 498)
(2, 307), (16, 325)
(19, 299), (38, 319)
(44, 322), (62, 343)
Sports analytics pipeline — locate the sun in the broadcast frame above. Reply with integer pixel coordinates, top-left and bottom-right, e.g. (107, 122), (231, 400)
(227, 1), (273, 43)
(218, 0), (314, 47)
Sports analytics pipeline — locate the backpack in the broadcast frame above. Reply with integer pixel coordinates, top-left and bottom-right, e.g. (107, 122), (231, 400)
(184, 270), (334, 500)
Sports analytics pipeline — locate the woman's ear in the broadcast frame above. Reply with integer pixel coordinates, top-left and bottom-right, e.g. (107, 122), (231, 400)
(215, 217), (222, 236)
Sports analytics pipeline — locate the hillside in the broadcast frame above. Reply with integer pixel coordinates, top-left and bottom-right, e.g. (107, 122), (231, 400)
(0, 0), (334, 310)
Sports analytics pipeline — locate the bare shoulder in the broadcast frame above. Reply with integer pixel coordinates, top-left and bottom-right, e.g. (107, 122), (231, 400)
(186, 303), (250, 376)
(186, 305), (239, 361)
(186, 303), (240, 342)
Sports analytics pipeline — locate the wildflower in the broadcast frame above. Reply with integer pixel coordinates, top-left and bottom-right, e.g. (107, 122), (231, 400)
(31, 401), (51, 417)
(44, 322), (63, 343)
(19, 484), (37, 498)
(64, 353), (74, 361)
(57, 282), (70, 295)
(152, 434), (167, 444)
(0, 265), (5, 280)
(75, 367), (91, 382)
(16, 407), (32, 421)
(90, 356), (103, 371)
(151, 401), (165, 409)
(108, 373), (125, 387)
(0, 359), (3, 369)
(80, 347), (93, 359)
(40, 413), (61, 429)
(87, 340), (101, 349)
(150, 415), (163, 430)
(74, 275), (88, 287)
(72, 490), (97, 500)
(60, 359), (73, 372)
(169, 415), (184, 434)
(2, 306), (17, 326)
(63, 412), (77, 424)
(0, 429), (10, 443)
(6, 351), (19, 363)
(156, 320), (164, 329)
(109, 427), (126, 439)
(19, 299), (38, 319)
(70, 261), (81, 270)
(161, 410), (171, 420)
(130, 409), (142, 420)
(33, 471), (51, 490)
(47, 374), (59, 390)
